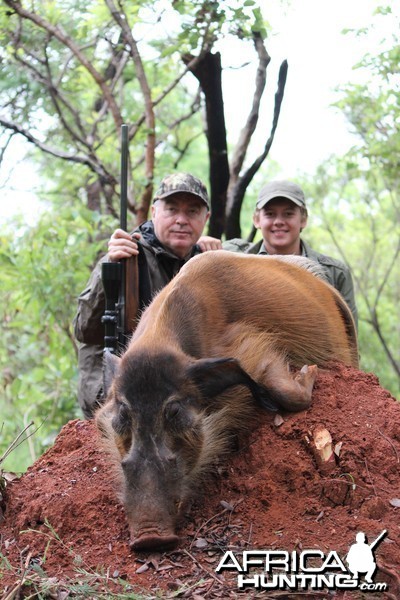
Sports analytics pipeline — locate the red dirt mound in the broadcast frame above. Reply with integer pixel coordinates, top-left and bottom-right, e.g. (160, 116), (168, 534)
(1, 362), (400, 599)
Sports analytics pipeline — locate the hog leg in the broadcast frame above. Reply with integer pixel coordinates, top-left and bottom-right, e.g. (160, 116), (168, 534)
(294, 365), (318, 401)
(260, 362), (318, 411)
(240, 350), (318, 411)
(219, 325), (318, 412)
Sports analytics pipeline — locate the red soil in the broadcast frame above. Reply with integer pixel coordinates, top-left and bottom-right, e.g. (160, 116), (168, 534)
(1, 362), (400, 599)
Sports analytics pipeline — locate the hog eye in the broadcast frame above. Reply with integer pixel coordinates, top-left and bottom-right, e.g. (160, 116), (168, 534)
(164, 401), (182, 421)
(111, 402), (132, 435)
(164, 399), (196, 433)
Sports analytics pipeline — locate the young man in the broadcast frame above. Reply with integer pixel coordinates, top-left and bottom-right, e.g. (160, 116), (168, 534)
(74, 173), (221, 418)
(223, 180), (358, 323)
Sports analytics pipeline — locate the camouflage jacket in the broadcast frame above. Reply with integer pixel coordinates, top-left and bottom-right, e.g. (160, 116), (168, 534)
(73, 220), (202, 418)
(222, 237), (358, 326)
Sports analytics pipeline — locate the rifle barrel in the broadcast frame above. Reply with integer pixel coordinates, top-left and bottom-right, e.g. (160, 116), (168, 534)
(120, 123), (129, 231)
(101, 123), (129, 354)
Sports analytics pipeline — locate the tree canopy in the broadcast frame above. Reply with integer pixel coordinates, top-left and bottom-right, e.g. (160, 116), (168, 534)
(0, 0), (287, 237)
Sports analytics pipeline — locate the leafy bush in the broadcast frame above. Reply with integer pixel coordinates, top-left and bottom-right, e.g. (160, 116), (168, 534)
(0, 205), (113, 472)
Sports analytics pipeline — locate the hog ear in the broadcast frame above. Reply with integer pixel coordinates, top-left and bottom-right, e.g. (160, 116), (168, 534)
(103, 350), (121, 396)
(186, 357), (279, 412)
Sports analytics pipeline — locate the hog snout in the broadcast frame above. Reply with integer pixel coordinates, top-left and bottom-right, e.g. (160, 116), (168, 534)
(130, 526), (180, 551)
(122, 448), (184, 551)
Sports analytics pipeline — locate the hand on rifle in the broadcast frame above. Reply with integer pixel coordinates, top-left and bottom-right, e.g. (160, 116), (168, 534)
(108, 229), (141, 262)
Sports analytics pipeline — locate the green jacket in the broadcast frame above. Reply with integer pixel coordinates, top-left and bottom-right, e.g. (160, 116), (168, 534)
(222, 237), (358, 326)
(73, 221), (202, 418)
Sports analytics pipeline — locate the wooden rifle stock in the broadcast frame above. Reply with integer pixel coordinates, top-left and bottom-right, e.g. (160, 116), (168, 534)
(123, 254), (139, 335)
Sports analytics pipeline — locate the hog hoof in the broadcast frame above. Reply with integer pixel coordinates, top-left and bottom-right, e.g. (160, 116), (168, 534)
(285, 364), (318, 410)
(130, 531), (180, 551)
(295, 364), (318, 390)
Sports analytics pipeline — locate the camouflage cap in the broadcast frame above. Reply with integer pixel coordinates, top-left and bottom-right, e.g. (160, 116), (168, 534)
(256, 180), (306, 210)
(153, 173), (209, 209)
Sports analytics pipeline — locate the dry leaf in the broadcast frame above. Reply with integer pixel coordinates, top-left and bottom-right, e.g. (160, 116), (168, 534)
(220, 500), (234, 511)
(274, 414), (284, 427)
(389, 498), (400, 508)
(3, 471), (19, 482)
(136, 563), (149, 574)
(334, 441), (343, 457)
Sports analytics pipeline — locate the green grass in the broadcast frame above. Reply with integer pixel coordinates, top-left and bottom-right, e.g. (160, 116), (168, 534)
(1, 520), (168, 599)
(1, 519), (208, 599)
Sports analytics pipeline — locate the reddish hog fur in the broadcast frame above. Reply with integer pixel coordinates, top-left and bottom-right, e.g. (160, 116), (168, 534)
(96, 252), (358, 552)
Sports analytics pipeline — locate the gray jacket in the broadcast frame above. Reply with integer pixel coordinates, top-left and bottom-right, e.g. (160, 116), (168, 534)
(73, 221), (202, 418)
(222, 237), (358, 325)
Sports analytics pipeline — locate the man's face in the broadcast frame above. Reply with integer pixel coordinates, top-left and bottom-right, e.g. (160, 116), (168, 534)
(253, 198), (307, 255)
(151, 193), (210, 258)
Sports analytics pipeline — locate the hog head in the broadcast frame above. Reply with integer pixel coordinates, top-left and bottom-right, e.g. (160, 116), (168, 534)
(96, 349), (278, 552)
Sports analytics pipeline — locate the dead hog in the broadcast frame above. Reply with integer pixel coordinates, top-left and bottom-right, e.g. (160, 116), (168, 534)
(96, 252), (358, 551)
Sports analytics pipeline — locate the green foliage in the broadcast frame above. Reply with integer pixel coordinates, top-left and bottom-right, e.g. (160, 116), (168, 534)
(0, 206), (113, 472)
(298, 4), (400, 399)
(172, 0), (269, 51)
(303, 164), (399, 398)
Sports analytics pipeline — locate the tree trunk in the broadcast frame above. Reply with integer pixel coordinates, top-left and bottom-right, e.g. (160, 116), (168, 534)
(184, 51), (230, 238)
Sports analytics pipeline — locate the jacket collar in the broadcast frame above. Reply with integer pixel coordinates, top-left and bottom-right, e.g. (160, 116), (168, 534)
(257, 239), (307, 257)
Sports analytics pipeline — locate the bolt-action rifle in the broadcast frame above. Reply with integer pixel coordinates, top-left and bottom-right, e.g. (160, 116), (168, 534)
(101, 124), (139, 355)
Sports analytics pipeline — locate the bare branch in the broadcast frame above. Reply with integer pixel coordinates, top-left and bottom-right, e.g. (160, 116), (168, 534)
(132, 92), (201, 172)
(229, 33), (270, 182)
(4, 0), (123, 129)
(239, 59), (288, 188)
(154, 53), (205, 108)
(0, 420), (42, 465)
(225, 59), (288, 238)
(172, 132), (203, 169)
(11, 42), (91, 148)
(370, 309), (400, 378)
(90, 50), (130, 142)
(105, 0), (155, 220)
(0, 116), (116, 184)
(54, 39), (99, 89)
(373, 237), (400, 310)
(127, 53), (207, 150)
(0, 132), (14, 166)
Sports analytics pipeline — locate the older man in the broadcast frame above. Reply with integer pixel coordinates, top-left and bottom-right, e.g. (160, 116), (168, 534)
(74, 173), (220, 418)
(223, 180), (358, 324)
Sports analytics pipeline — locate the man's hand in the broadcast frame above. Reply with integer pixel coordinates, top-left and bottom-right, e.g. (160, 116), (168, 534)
(197, 235), (223, 252)
(108, 229), (141, 261)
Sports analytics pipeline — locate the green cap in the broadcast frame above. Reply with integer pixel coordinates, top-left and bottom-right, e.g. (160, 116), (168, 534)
(257, 180), (306, 210)
(154, 173), (209, 209)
